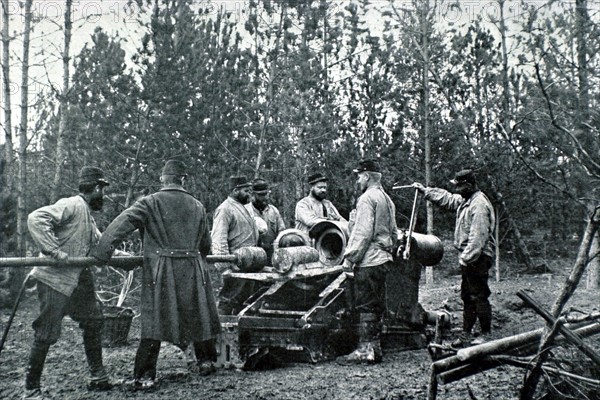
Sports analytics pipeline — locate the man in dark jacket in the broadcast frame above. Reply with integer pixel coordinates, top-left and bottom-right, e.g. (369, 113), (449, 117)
(412, 169), (495, 345)
(337, 159), (397, 365)
(93, 160), (221, 390)
(24, 166), (112, 399)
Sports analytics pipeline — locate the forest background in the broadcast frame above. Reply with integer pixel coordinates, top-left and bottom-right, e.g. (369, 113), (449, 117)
(1, 0), (599, 301)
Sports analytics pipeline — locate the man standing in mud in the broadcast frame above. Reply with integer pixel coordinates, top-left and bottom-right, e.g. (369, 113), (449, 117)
(412, 169), (495, 346)
(337, 159), (397, 365)
(93, 160), (221, 390)
(24, 166), (112, 399)
(294, 172), (346, 235)
(211, 176), (259, 315)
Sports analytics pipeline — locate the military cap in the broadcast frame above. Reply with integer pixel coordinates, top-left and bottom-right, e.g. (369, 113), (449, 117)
(450, 169), (476, 185)
(78, 166), (109, 187)
(308, 173), (328, 185)
(353, 159), (381, 173)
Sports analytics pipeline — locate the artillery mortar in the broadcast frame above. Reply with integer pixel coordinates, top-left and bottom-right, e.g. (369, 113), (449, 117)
(216, 222), (447, 369)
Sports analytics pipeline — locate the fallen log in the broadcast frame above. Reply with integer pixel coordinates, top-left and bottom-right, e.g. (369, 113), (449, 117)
(434, 321), (600, 374)
(438, 352), (600, 386)
(517, 290), (600, 366)
(436, 323), (600, 385)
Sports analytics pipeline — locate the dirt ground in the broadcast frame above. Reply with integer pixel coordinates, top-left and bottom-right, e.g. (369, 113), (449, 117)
(1, 256), (598, 400)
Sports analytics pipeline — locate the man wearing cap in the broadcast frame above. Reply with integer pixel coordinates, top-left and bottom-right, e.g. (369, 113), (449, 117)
(211, 176), (259, 315)
(93, 160), (221, 389)
(245, 178), (286, 262)
(337, 159), (397, 365)
(412, 169), (495, 345)
(24, 166), (112, 399)
(295, 172), (346, 234)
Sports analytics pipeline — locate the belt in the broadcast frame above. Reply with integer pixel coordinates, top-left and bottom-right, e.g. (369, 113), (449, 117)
(151, 249), (201, 258)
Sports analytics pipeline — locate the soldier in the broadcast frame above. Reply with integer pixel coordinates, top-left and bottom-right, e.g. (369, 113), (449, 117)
(93, 160), (221, 390)
(412, 169), (496, 345)
(294, 172), (346, 234)
(245, 178), (286, 262)
(211, 176), (259, 315)
(337, 159), (397, 365)
(24, 166), (113, 399)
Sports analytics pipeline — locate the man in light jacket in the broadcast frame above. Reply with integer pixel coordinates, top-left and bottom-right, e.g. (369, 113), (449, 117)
(25, 166), (112, 399)
(294, 172), (346, 234)
(211, 176), (259, 315)
(412, 169), (495, 345)
(337, 159), (397, 365)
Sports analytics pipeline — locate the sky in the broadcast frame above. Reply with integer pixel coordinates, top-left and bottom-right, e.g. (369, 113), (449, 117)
(0, 0), (557, 145)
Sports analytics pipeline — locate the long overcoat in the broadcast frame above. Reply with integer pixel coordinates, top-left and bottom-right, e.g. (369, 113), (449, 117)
(94, 187), (220, 345)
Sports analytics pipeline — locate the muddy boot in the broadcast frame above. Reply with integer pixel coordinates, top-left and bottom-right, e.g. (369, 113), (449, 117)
(83, 328), (112, 391)
(462, 300), (478, 334)
(336, 313), (382, 365)
(191, 340), (217, 376)
(22, 388), (53, 400)
(475, 298), (492, 334)
(130, 339), (161, 391)
(24, 340), (50, 394)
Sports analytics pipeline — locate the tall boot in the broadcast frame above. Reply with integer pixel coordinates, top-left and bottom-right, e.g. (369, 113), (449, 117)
(83, 327), (111, 391)
(462, 300), (477, 334)
(192, 340), (217, 376)
(133, 339), (161, 381)
(475, 299), (492, 334)
(25, 340), (50, 390)
(336, 313), (381, 365)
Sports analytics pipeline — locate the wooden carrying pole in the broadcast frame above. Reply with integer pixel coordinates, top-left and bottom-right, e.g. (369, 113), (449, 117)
(0, 255), (239, 269)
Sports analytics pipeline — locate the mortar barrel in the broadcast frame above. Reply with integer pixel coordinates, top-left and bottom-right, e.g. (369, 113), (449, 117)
(310, 220), (349, 267)
(272, 246), (320, 274)
(401, 231), (444, 266)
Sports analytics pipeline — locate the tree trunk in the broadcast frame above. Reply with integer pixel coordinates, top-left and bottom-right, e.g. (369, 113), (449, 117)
(495, 205), (501, 281)
(421, 0), (434, 286)
(572, 0), (599, 290)
(587, 231), (599, 289)
(488, 183), (535, 271)
(254, 4), (285, 177)
(9, 0), (33, 305)
(51, 0), (72, 202)
(1, 0), (14, 191)
(17, 0), (33, 257)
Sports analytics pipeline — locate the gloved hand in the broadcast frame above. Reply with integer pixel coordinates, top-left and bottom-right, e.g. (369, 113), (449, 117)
(52, 250), (69, 267)
(342, 259), (355, 273)
(412, 182), (425, 193)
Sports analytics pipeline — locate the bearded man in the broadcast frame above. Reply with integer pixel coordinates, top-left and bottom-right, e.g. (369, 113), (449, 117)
(294, 172), (346, 234)
(24, 166), (112, 399)
(211, 176), (259, 315)
(244, 178), (285, 262)
(412, 169), (495, 346)
(337, 159), (397, 365)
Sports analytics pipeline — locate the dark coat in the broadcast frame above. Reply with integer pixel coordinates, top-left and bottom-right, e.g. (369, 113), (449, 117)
(94, 187), (220, 345)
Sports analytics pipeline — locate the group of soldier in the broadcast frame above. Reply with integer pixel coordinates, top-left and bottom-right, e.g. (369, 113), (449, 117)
(21, 158), (496, 399)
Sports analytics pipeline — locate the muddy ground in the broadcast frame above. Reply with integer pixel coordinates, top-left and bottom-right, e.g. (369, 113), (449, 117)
(1, 256), (598, 400)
